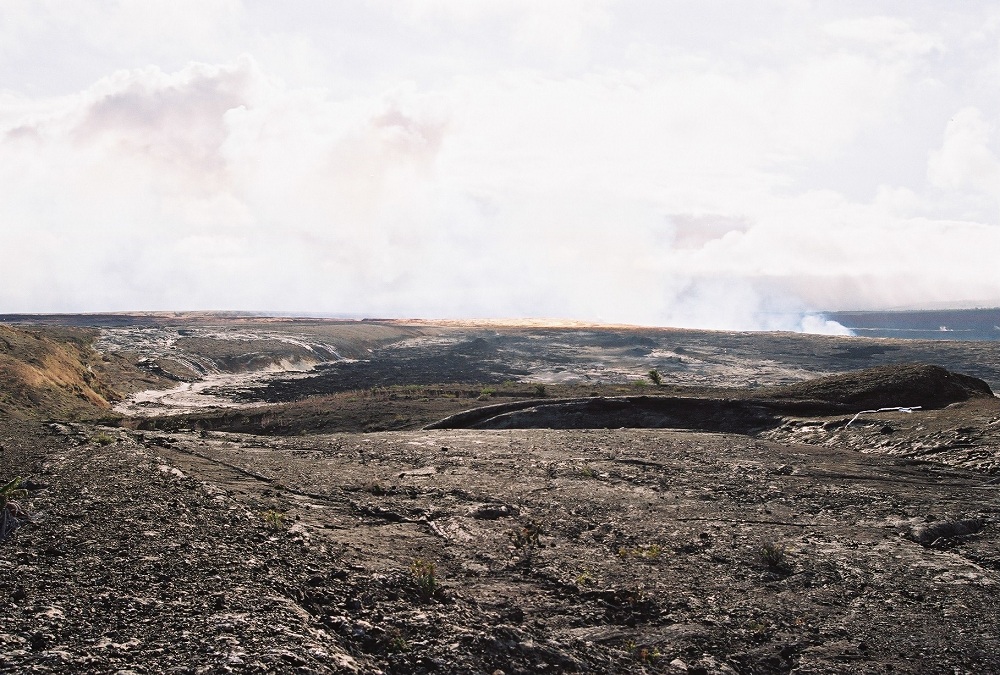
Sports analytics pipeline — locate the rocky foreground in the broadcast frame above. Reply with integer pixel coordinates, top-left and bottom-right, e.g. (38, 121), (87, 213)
(2, 319), (1000, 673)
(3, 400), (1000, 674)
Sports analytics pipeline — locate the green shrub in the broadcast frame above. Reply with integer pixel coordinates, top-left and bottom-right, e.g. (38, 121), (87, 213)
(618, 543), (663, 559)
(625, 640), (661, 664)
(91, 432), (116, 446)
(261, 509), (286, 530)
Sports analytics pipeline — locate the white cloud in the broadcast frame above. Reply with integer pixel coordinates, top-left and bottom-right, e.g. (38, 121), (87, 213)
(824, 15), (945, 60)
(928, 106), (1000, 197)
(388, 0), (613, 56)
(0, 3), (999, 327)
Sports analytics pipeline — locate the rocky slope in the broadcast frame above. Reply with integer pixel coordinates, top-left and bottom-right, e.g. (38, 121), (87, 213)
(3, 416), (999, 674)
(0, 326), (123, 419)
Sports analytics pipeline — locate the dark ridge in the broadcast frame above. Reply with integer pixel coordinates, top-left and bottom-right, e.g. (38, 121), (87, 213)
(425, 395), (855, 432)
(423, 398), (580, 429)
(427, 396), (785, 433)
(426, 365), (994, 431)
(758, 364), (993, 409)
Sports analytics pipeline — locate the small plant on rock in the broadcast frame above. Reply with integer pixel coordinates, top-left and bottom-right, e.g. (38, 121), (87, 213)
(756, 540), (790, 573)
(510, 518), (543, 566)
(638, 646), (661, 663)
(90, 432), (116, 446)
(387, 634), (410, 653)
(261, 509), (287, 531)
(625, 640), (661, 664)
(618, 543), (663, 559)
(647, 369), (663, 386)
(409, 558), (439, 601)
(1, 477), (29, 542)
(533, 383), (547, 397)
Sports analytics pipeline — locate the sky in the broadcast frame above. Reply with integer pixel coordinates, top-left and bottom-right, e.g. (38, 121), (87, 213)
(1, 1), (998, 332)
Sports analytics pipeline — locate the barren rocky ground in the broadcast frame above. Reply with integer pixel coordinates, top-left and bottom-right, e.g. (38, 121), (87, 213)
(2, 315), (999, 674)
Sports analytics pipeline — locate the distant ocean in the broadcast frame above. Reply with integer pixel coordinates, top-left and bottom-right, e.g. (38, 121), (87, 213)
(825, 308), (1000, 341)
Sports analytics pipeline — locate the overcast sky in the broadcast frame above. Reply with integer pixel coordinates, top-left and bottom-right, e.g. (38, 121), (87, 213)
(1, 1), (998, 330)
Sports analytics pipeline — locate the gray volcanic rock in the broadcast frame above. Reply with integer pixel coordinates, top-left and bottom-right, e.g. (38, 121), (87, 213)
(906, 518), (985, 547)
(6, 420), (996, 674)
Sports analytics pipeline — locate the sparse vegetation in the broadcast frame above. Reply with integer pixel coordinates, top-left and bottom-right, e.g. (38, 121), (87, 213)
(756, 540), (790, 573)
(637, 646), (661, 664)
(409, 558), (439, 601)
(618, 543), (663, 559)
(510, 518), (543, 566)
(90, 431), (116, 446)
(647, 369), (663, 386)
(625, 640), (661, 664)
(388, 634), (410, 653)
(0, 477), (26, 505)
(261, 509), (287, 530)
(534, 383), (547, 397)
(1, 477), (29, 542)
